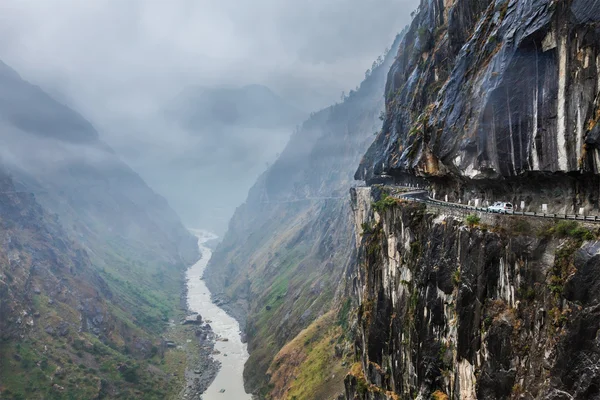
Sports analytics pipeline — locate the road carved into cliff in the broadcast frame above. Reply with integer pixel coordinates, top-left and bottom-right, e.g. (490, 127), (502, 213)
(386, 186), (600, 223)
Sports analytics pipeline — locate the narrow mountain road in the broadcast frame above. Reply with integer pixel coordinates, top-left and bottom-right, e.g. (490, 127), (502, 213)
(387, 186), (600, 224)
(260, 196), (345, 204)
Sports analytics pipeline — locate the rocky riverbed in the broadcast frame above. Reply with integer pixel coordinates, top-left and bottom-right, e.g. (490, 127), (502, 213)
(182, 230), (251, 400)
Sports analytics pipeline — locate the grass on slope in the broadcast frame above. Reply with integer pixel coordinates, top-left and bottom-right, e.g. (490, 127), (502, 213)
(0, 239), (192, 399)
(96, 236), (186, 332)
(267, 311), (348, 400)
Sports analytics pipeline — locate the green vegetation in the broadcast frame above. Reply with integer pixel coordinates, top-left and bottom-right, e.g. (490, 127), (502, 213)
(518, 285), (536, 301)
(499, 2), (509, 20)
(241, 238), (343, 396)
(267, 312), (348, 400)
(509, 218), (531, 234)
(0, 218), (191, 399)
(543, 221), (593, 329)
(418, 26), (429, 43)
(361, 222), (375, 235)
(452, 269), (461, 286)
(538, 220), (595, 241)
(337, 298), (353, 331)
(372, 193), (400, 213)
(410, 240), (423, 259)
(0, 330), (183, 400)
(365, 224), (383, 259)
(465, 214), (481, 227)
(548, 240), (580, 299)
(554, 221), (595, 240)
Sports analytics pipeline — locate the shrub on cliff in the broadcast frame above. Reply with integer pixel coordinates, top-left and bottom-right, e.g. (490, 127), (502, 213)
(465, 214), (480, 227)
(372, 193), (399, 213)
(538, 220), (594, 241)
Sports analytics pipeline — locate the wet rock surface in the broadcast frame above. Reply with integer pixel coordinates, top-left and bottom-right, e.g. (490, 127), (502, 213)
(357, 0), (600, 214)
(346, 186), (600, 399)
(346, 3), (600, 396)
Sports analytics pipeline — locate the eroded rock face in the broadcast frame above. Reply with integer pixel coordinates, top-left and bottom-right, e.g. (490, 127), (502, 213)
(0, 170), (113, 345)
(357, 0), (600, 212)
(345, 186), (600, 399)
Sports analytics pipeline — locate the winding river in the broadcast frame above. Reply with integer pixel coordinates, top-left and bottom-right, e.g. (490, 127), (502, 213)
(186, 229), (251, 399)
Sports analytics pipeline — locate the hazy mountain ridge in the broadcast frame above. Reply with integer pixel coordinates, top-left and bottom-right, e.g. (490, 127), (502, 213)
(0, 61), (98, 144)
(0, 60), (198, 265)
(165, 84), (305, 130)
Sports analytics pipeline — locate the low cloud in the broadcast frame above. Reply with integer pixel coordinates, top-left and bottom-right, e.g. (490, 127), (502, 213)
(0, 0), (418, 233)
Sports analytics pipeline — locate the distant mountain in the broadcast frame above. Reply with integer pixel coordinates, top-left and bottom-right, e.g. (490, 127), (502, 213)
(111, 83), (307, 235)
(165, 84), (305, 130)
(0, 61), (98, 144)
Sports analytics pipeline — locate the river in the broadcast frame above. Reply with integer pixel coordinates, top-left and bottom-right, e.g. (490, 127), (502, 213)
(186, 229), (251, 399)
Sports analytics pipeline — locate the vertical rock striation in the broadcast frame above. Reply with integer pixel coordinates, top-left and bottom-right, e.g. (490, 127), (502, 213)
(346, 187), (600, 399)
(357, 0), (600, 214)
(347, 1), (600, 399)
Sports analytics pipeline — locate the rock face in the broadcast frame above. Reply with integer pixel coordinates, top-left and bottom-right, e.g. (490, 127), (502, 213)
(204, 35), (403, 396)
(357, 0), (600, 214)
(346, 186), (600, 399)
(0, 171), (109, 342)
(346, 3), (600, 398)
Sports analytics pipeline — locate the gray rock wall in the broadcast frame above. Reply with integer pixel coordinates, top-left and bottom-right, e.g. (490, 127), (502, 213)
(346, 186), (600, 399)
(358, 0), (600, 212)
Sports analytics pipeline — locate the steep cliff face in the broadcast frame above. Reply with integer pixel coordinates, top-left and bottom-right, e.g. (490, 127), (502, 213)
(346, 186), (600, 399)
(204, 36), (403, 397)
(357, 0), (600, 214)
(347, 4), (600, 397)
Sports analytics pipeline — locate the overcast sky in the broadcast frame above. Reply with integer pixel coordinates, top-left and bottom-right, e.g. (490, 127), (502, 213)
(0, 0), (417, 116)
(0, 0), (417, 232)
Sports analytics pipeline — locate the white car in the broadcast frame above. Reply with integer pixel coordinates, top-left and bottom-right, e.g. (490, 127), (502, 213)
(487, 202), (513, 213)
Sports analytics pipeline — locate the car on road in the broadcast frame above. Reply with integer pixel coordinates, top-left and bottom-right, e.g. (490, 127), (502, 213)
(487, 202), (514, 213)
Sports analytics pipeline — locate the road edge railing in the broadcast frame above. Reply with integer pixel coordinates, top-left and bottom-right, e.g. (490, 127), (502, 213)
(385, 186), (600, 224)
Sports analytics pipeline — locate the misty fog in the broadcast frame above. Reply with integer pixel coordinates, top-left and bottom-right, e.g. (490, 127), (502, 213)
(0, 0), (418, 234)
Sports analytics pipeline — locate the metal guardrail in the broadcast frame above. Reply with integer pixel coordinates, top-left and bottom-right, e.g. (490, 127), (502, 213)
(391, 187), (600, 224)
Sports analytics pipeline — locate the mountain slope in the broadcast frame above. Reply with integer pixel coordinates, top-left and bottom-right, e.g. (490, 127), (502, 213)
(0, 169), (188, 399)
(204, 35), (402, 398)
(0, 61), (200, 399)
(0, 60), (98, 144)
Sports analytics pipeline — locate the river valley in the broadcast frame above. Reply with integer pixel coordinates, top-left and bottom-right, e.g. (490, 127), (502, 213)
(186, 229), (251, 400)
